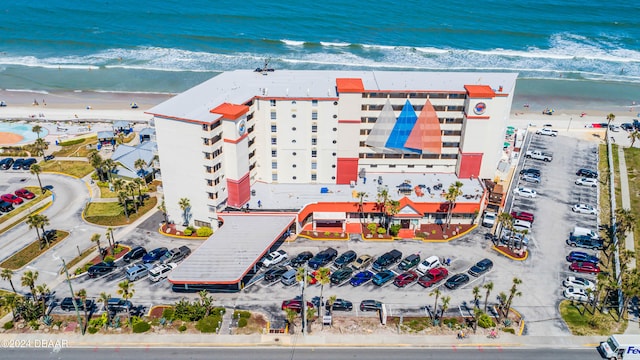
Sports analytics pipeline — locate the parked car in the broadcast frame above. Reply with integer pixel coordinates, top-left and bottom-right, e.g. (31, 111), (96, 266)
(60, 297), (94, 311)
(566, 251), (599, 264)
(513, 219), (532, 231)
(398, 254), (421, 271)
(308, 247), (338, 270)
(11, 158), (24, 170)
(359, 300), (382, 312)
(566, 236), (604, 250)
(125, 263), (154, 281)
(123, 246), (147, 263)
(416, 256), (441, 275)
(372, 269), (396, 286)
(510, 211), (534, 223)
(0, 158), (14, 170)
(44, 154), (55, 161)
(148, 263), (177, 282)
(563, 276), (596, 292)
(333, 250), (357, 268)
(264, 266), (289, 283)
(569, 261), (601, 274)
(521, 173), (541, 183)
(575, 177), (597, 187)
(372, 249), (402, 272)
(325, 298), (353, 312)
(261, 249), (288, 267)
(572, 204), (597, 215)
(576, 169), (598, 178)
(418, 267), (449, 288)
(444, 273), (470, 290)
(160, 245), (191, 264)
(142, 247), (169, 263)
(290, 251), (314, 268)
(563, 287), (592, 302)
(330, 267), (353, 285)
(0, 201), (14, 212)
(41, 229), (57, 243)
(280, 269), (298, 286)
(482, 211), (497, 227)
(350, 270), (374, 286)
(87, 261), (116, 278)
(394, 271), (419, 288)
(1, 193), (23, 205)
(281, 299), (314, 312)
(513, 187), (537, 198)
(350, 254), (373, 270)
(14, 188), (35, 199)
(519, 168), (541, 177)
(21, 158), (37, 170)
(107, 298), (132, 313)
(468, 258), (493, 277)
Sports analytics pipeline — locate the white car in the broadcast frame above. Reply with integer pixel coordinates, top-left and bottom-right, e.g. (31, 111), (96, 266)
(572, 204), (598, 215)
(563, 287), (593, 302)
(575, 178), (598, 187)
(149, 263), (177, 282)
(513, 187), (537, 198)
(562, 277), (596, 292)
(535, 128), (558, 136)
(261, 250), (288, 267)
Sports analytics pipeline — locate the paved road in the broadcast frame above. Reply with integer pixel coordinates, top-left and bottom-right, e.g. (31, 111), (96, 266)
(0, 347), (603, 360)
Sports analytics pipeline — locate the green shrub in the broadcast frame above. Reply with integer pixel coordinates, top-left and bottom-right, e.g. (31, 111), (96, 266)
(184, 229), (192, 236)
(477, 313), (496, 329)
(88, 326), (98, 334)
(503, 327), (515, 334)
(324, 231), (330, 236)
(3, 321), (14, 330)
(89, 313), (108, 328)
(195, 315), (221, 333)
(442, 318), (459, 328)
(162, 308), (175, 321)
(233, 310), (251, 319)
(104, 255), (115, 263)
(178, 324), (187, 332)
(196, 226), (213, 237)
(113, 246), (124, 255)
(389, 224), (401, 236)
(74, 267), (84, 275)
(212, 307), (226, 316)
(377, 227), (386, 234)
(53, 320), (63, 328)
(59, 138), (85, 146)
(29, 320), (39, 330)
(367, 223), (377, 233)
(133, 321), (151, 333)
(238, 318), (248, 328)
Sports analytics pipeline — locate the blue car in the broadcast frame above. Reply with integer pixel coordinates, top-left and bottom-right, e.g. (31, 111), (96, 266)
(372, 270), (395, 286)
(142, 247), (168, 263)
(350, 270), (373, 287)
(566, 251), (599, 264)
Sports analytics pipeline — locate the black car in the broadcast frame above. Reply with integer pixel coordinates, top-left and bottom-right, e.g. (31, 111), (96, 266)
(41, 229), (57, 243)
(107, 298), (132, 313)
(445, 273), (470, 290)
(87, 261), (116, 278)
(60, 297), (94, 311)
(142, 247), (169, 263)
(0, 158), (14, 170)
(468, 258), (493, 277)
(398, 254), (421, 271)
(264, 266), (288, 282)
(576, 168), (598, 178)
(621, 123), (633, 131)
(12, 158), (24, 170)
(359, 299), (382, 312)
(0, 201), (14, 212)
(372, 249), (402, 272)
(519, 168), (541, 177)
(21, 158), (36, 170)
(566, 235), (604, 250)
(333, 250), (357, 268)
(308, 247), (338, 270)
(123, 246), (147, 263)
(44, 154), (55, 161)
(330, 267), (353, 285)
(325, 298), (353, 312)
(290, 251), (314, 268)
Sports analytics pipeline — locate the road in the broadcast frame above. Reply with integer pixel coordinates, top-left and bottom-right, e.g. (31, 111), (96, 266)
(0, 347), (603, 360)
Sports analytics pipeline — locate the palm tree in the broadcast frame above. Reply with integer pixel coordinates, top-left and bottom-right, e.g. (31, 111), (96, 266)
(106, 227), (116, 254)
(502, 277), (522, 320)
(198, 290), (214, 317)
(101, 158), (116, 183)
(496, 212), (516, 249)
(134, 158), (147, 181)
(429, 288), (441, 324)
(34, 138), (48, 160)
(88, 150), (105, 181)
(472, 286), (481, 309)
(35, 283), (50, 314)
(375, 188), (390, 227)
(483, 281), (494, 313)
(314, 267), (331, 327)
(113, 178), (126, 193)
(284, 308), (298, 334)
(327, 295), (337, 316)
(21, 270), (39, 297)
(99, 292), (112, 327)
(616, 208), (636, 237)
(76, 288), (89, 329)
(126, 182), (138, 213)
(179, 197), (191, 226)
(356, 191), (368, 226)
(149, 154), (159, 180)
(444, 181), (464, 229)
(2, 292), (19, 320)
(26, 214), (44, 246)
(91, 233), (103, 260)
(606, 113), (616, 128)
(1, 269), (17, 293)
(133, 177), (145, 204)
(118, 191), (129, 219)
(30, 163), (44, 194)
(32, 124), (43, 139)
(440, 296), (451, 326)
(628, 130), (640, 148)
(117, 280), (135, 323)
(158, 197), (168, 224)
(621, 269), (640, 321)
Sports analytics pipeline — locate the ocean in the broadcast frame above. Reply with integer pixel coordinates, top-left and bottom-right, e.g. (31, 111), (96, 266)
(0, 0), (639, 109)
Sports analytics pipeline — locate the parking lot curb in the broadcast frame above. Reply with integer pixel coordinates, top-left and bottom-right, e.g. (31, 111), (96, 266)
(492, 245), (529, 261)
(361, 235), (395, 242)
(0, 196), (53, 235)
(509, 307), (526, 336)
(298, 234), (349, 241)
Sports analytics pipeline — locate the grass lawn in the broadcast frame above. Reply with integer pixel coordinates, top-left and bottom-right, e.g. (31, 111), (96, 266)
(622, 147), (640, 269)
(84, 197), (157, 226)
(96, 182), (118, 198)
(559, 301), (626, 336)
(39, 160), (94, 178)
(52, 136), (98, 157)
(0, 188), (52, 228)
(61, 245), (96, 275)
(0, 230), (69, 270)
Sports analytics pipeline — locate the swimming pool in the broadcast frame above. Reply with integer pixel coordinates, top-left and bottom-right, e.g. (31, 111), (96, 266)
(0, 121), (49, 144)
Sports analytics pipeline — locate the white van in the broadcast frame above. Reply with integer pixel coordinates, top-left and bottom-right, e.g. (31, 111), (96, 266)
(571, 226), (599, 239)
(416, 256), (441, 275)
(126, 263), (153, 281)
(148, 263), (176, 282)
(482, 212), (497, 227)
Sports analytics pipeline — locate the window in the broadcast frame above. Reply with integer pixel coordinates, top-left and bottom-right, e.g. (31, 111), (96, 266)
(271, 124), (277, 132)
(214, 177), (220, 185)
(205, 166), (212, 173)
(292, 164), (297, 168)
(203, 138), (210, 145)
(333, 101), (338, 105)
(271, 137), (277, 145)
(272, 161), (277, 169)
(333, 114), (337, 119)
(311, 174), (317, 181)
(270, 99), (276, 106)
(213, 163), (222, 172)
(271, 112), (276, 120)
(333, 127), (337, 131)
(271, 150), (277, 157)
(202, 124), (209, 131)
(331, 176), (335, 180)
(311, 150), (317, 158)
(312, 100), (318, 106)
(311, 162), (317, 169)
(272, 173), (278, 181)
(311, 138), (317, 145)
(293, 152), (297, 156)
(204, 152), (211, 160)
(206, 179), (213, 186)
(333, 140), (337, 144)
(312, 112), (318, 120)
(292, 114), (297, 118)
(332, 152), (336, 156)
(312, 125), (318, 133)
(292, 100), (297, 104)
(332, 164), (336, 168)
(292, 139), (296, 143)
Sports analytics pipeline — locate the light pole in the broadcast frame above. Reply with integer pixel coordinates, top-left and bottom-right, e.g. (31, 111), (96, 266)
(61, 259), (85, 335)
(300, 267), (307, 335)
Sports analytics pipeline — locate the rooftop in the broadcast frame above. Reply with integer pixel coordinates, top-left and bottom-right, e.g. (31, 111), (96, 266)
(168, 214), (295, 284)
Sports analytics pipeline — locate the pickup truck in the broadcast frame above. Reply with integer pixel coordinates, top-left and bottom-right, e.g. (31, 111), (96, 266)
(525, 150), (553, 162)
(535, 128), (558, 136)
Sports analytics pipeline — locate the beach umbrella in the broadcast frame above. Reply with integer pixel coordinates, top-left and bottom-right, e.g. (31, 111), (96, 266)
(503, 142), (510, 148)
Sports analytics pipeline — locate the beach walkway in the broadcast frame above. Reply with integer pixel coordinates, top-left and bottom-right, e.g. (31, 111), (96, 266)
(617, 145), (636, 271)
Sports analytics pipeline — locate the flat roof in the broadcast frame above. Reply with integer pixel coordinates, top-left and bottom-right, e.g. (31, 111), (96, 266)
(168, 214), (295, 284)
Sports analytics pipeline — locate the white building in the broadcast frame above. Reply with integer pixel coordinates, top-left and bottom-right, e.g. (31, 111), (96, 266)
(148, 70), (517, 227)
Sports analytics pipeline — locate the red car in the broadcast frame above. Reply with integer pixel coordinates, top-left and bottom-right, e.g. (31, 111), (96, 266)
(14, 188), (35, 200)
(511, 211), (534, 223)
(1, 193), (23, 205)
(393, 271), (419, 288)
(281, 299), (314, 312)
(569, 261), (600, 274)
(418, 267), (449, 288)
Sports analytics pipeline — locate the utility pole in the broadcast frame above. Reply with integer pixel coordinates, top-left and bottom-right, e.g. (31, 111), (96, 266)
(300, 267), (307, 335)
(62, 259), (84, 335)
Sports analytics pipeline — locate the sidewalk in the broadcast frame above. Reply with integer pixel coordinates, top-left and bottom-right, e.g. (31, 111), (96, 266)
(617, 145), (636, 270)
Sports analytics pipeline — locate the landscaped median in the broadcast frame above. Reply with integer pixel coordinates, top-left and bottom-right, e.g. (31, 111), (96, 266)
(83, 197), (158, 226)
(39, 160), (94, 178)
(0, 230), (69, 270)
(0, 188), (53, 234)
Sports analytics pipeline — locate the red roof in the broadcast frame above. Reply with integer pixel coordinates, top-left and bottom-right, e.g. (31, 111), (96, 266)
(336, 78), (365, 93)
(464, 85), (496, 99)
(210, 103), (249, 120)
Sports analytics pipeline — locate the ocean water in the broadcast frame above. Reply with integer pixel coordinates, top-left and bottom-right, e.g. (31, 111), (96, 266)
(0, 0), (639, 107)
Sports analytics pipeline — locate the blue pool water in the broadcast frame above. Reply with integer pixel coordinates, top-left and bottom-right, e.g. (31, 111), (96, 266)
(0, 122), (49, 144)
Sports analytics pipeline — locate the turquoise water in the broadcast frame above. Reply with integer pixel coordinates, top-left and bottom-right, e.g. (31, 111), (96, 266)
(0, 0), (638, 105)
(0, 122), (49, 144)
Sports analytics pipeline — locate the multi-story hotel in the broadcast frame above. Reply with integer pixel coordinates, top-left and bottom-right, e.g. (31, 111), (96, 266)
(149, 70), (517, 229)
